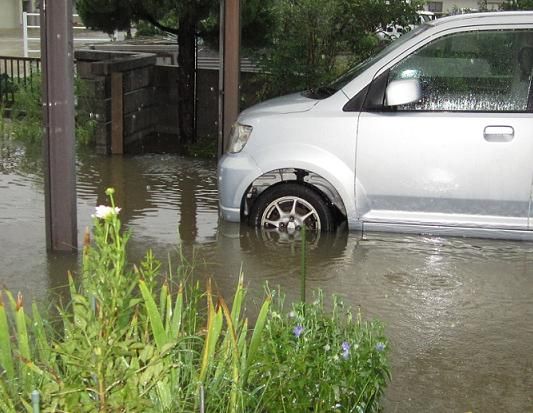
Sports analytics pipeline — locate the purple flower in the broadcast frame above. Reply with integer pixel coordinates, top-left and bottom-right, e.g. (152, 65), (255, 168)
(375, 342), (385, 352)
(341, 341), (350, 359)
(292, 325), (304, 338)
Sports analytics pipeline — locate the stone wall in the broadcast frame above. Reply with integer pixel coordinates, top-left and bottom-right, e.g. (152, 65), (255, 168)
(76, 47), (265, 154)
(76, 50), (157, 154)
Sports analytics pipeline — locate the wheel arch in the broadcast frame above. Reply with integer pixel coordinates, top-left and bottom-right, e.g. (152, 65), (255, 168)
(242, 168), (349, 222)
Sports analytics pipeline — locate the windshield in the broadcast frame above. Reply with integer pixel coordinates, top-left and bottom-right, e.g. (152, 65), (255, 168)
(306, 24), (431, 99)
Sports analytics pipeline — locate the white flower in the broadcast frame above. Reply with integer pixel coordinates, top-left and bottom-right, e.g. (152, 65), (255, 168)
(92, 205), (121, 219)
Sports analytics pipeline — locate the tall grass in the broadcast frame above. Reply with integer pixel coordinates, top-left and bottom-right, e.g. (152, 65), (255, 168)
(0, 189), (391, 412)
(3, 74), (95, 146)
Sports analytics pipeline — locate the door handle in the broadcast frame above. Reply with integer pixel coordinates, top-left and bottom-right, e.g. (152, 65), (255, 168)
(483, 125), (514, 142)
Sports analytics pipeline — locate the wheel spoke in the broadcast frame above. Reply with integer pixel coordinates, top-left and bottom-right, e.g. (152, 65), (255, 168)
(301, 211), (315, 222)
(264, 219), (280, 228)
(290, 199), (297, 215)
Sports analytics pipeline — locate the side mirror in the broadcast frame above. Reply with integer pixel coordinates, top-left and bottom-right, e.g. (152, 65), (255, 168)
(385, 79), (421, 107)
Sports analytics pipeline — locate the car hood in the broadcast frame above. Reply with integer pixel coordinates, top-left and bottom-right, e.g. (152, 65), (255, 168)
(240, 92), (319, 119)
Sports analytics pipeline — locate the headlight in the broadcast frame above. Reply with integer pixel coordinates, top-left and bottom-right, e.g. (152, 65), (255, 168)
(226, 123), (253, 153)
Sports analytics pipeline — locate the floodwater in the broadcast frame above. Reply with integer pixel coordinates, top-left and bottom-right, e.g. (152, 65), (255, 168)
(1, 138), (532, 412)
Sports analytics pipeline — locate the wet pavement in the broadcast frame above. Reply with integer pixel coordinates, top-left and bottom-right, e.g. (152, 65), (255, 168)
(1, 139), (532, 412)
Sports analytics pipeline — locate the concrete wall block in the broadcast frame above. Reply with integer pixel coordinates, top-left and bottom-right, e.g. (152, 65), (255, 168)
(94, 122), (111, 155)
(78, 76), (110, 99)
(124, 128), (153, 149)
(123, 87), (155, 115)
(123, 107), (155, 136)
(77, 61), (95, 79)
(155, 107), (179, 135)
(154, 65), (180, 88)
(122, 66), (154, 92)
(78, 97), (111, 123)
(196, 69), (219, 139)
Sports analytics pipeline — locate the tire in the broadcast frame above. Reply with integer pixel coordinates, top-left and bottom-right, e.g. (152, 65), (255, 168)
(249, 183), (335, 233)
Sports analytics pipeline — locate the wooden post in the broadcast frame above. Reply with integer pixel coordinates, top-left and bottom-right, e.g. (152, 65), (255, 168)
(111, 72), (124, 154)
(41, 0), (77, 252)
(218, 0), (241, 158)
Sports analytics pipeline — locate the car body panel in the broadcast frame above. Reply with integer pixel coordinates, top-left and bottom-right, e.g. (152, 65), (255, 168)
(356, 112), (533, 230)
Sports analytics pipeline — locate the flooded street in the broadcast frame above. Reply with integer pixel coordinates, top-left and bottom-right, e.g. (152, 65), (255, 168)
(1, 140), (533, 412)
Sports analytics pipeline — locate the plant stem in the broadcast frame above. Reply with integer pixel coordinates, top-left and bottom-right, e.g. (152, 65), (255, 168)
(300, 226), (307, 304)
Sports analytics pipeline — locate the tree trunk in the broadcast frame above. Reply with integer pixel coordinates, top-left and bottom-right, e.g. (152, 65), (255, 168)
(177, 11), (196, 144)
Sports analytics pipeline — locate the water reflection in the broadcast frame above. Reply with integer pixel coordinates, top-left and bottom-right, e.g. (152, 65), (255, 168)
(1, 139), (532, 412)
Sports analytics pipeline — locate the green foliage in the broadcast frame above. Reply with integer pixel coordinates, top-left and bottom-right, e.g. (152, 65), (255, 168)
(183, 136), (217, 158)
(0, 189), (391, 411)
(5, 75), (95, 146)
(9, 75), (42, 144)
(258, 0), (420, 97)
(251, 292), (391, 412)
(501, 0), (533, 9)
(76, 0), (133, 34)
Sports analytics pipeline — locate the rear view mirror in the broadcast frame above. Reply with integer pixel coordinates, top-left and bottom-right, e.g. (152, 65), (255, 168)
(385, 79), (421, 107)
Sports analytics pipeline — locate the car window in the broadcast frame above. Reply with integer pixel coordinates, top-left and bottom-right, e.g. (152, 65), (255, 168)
(389, 29), (533, 112)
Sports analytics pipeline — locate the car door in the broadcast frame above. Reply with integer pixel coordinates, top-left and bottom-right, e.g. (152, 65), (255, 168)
(355, 27), (533, 233)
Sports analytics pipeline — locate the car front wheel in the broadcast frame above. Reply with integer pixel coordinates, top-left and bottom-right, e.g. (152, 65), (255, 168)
(248, 183), (335, 233)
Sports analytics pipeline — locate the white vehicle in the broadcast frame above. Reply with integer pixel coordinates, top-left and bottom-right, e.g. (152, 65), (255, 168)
(218, 12), (533, 240)
(376, 24), (406, 40)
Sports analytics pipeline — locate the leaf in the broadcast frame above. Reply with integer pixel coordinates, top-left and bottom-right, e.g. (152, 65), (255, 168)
(219, 296), (241, 413)
(0, 294), (15, 382)
(15, 293), (33, 393)
(32, 303), (51, 363)
(159, 281), (169, 328)
(247, 295), (271, 370)
(230, 271), (245, 325)
(169, 283), (184, 338)
(199, 280), (223, 384)
(139, 280), (168, 350)
(0, 379), (17, 412)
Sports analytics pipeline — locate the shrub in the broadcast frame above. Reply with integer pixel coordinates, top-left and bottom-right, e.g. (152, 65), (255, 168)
(5, 74), (95, 146)
(251, 293), (390, 412)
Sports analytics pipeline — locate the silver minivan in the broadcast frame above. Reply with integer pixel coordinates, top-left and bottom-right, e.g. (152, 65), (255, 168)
(218, 12), (533, 240)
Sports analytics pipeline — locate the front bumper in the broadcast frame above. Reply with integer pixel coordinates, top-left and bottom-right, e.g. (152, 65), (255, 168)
(217, 152), (262, 223)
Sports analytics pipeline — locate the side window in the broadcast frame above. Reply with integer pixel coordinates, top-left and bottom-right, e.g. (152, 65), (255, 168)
(389, 30), (533, 112)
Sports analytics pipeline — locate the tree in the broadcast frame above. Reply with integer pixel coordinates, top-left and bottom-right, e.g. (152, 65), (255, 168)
(258, 0), (421, 97)
(501, 0), (533, 9)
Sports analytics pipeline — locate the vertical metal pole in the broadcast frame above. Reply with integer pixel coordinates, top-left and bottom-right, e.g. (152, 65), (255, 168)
(23, 12), (29, 58)
(31, 390), (40, 413)
(217, 0), (225, 159)
(218, 0), (241, 159)
(41, 0), (78, 252)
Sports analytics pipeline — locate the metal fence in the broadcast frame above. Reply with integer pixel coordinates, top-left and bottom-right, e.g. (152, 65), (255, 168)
(0, 56), (41, 105)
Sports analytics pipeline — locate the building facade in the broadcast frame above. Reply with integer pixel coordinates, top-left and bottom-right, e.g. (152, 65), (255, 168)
(0, 0), (38, 29)
(425, 0), (502, 15)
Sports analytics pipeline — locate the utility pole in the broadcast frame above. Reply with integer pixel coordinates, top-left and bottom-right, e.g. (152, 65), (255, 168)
(218, 0), (241, 158)
(41, 0), (78, 252)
